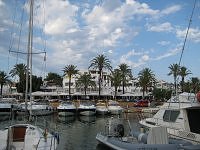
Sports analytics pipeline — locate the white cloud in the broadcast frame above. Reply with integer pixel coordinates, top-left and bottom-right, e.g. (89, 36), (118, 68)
(0, 27), (6, 32)
(158, 41), (170, 46)
(83, 0), (159, 47)
(147, 22), (173, 32)
(0, 0), (4, 7)
(120, 50), (150, 68)
(141, 55), (149, 61)
(108, 49), (113, 54)
(161, 5), (181, 15)
(34, 0), (79, 35)
(153, 45), (181, 60)
(176, 28), (200, 43)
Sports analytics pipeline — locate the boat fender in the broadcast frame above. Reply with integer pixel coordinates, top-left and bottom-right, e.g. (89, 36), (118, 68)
(196, 91), (200, 102)
(114, 124), (124, 137)
(138, 133), (146, 143)
(53, 132), (60, 144)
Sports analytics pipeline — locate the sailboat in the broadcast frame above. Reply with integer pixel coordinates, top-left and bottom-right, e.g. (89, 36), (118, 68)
(0, 0), (59, 149)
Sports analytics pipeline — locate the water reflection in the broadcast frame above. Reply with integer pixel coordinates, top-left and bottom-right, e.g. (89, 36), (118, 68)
(78, 115), (96, 124)
(58, 115), (76, 124)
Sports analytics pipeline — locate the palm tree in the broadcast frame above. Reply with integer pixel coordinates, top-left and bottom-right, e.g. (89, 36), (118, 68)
(168, 63), (180, 93)
(0, 71), (9, 96)
(138, 68), (156, 98)
(118, 63), (132, 94)
(9, 63), (27, 93)
(63, 65), (79, 99)
(179, 66), (191, 92)
(88, 54), (112, 100)
(108, 69), (122, 99)
(190, 77), (200, 93)
(76, 73), (96, 99)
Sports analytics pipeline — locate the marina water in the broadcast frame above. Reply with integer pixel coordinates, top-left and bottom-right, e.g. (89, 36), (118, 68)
(0, 113), (144, 150)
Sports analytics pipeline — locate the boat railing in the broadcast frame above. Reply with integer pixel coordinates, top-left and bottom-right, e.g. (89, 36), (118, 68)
(35, 135), (57, 150)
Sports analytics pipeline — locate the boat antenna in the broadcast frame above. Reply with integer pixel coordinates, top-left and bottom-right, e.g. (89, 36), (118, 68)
(175, 0), (196, 107)
(178, 0), (196, 66)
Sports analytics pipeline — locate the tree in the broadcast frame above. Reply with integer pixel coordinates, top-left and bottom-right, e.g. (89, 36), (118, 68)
(76, 73), (96, 100)
(108, 69), (122, 99)
(45, 72), (62, 86)
(152, 88), (172, 101)
(190, 77), (200, 93)
(168, 63), (180, 93)
(63, 65), (79, 99)
(179, 66), (191, 92)
(0, 71), (10, 96)
(89, 54), (112, 100)
(118, 63), (132, 94)
(9, 63), (27, 93)
(32, 75), (43, 92)
(138, 68), (156, 98)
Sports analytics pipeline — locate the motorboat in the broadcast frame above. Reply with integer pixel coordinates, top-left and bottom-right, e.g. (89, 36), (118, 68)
(0, 98), (18, 116)
(96, 102), (109, 115)
(140, 92), (200, 144)
(77, 101), (96, 116)
(0, 124), (59, 150)
(96, 117), (200, 150)
(57, 101), (76, 116)
(17, 100), (53, 116)
(107, 100), (123, 115)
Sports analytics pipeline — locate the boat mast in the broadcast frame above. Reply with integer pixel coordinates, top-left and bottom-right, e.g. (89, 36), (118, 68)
(25, 0), (34, 115)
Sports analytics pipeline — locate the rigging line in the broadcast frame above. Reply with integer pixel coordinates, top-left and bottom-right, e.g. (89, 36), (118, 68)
(42, 0), (47, 52)
(8, 0), (17, 52)
(16, 0), (26, 65)
(178, 0), (196, 66)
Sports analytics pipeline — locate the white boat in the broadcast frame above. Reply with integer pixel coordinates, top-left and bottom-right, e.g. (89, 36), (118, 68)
(0, 98), (18, 116)
(96, 117), (200, 150)
(0, 124), (59, 150)
(17, 101), (53, 116)
(96, 102), (109, 115)
(107, 100), (123, 115)
(140, 92), (200, 144)
(57, 101), (76, 116)
(77, 102), (96, 116)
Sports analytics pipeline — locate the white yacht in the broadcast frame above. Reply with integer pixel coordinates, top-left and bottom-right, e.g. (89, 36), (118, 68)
(0, 124), (59, 150)
(96, 102), (109, 115)
(140, 92), (200, 144)
(57, 101), (76, 116)
(77, 101), (96, 116)
(107, 100), (123, 115)
(17, 101), (53, 116)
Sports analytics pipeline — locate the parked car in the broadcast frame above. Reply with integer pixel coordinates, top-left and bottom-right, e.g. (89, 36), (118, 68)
(135, 99), (150, 107)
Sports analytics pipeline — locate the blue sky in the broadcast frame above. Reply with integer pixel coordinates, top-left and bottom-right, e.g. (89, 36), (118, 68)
(0, 0), (200, 82)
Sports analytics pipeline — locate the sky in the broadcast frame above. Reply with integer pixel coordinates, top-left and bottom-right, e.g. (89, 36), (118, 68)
(0, 0), (200, 83)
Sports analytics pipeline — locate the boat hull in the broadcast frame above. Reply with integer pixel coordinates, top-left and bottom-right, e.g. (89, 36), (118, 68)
(96, 133), (182, 150)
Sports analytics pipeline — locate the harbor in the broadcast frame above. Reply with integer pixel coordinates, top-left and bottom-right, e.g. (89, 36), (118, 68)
(1, 0), (200, 149)
(0, 109), (143, 150)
